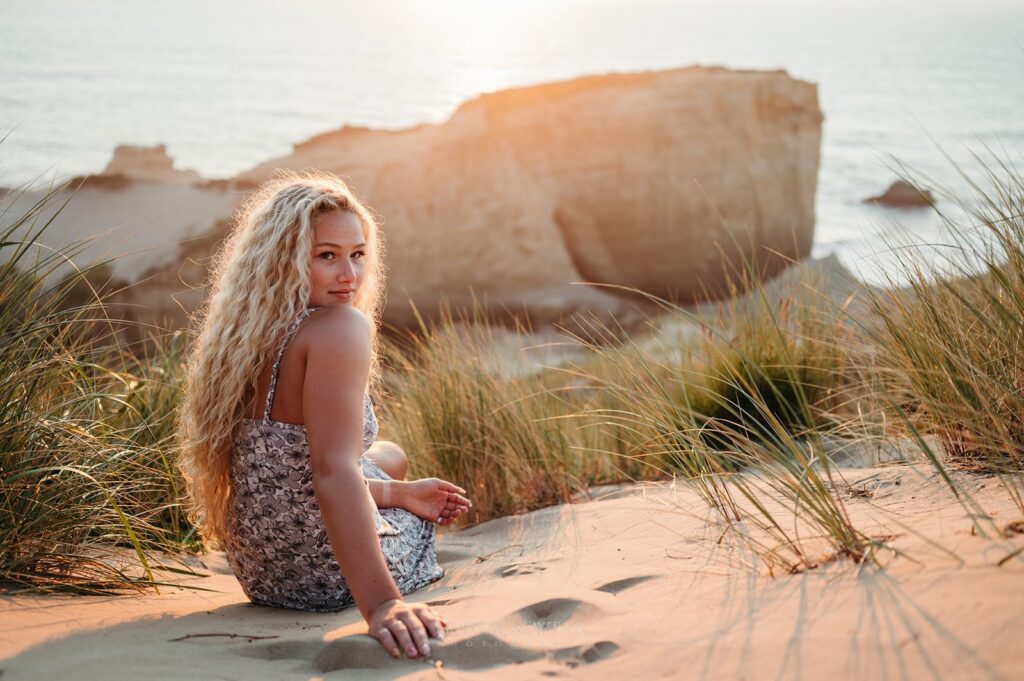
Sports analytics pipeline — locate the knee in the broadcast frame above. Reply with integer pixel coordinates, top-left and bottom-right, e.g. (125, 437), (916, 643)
(377, 440), (409, 481)
(391, 446), (409, 481)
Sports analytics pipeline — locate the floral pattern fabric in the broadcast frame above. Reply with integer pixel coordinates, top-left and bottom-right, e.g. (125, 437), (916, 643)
(223, 307), (444, 612)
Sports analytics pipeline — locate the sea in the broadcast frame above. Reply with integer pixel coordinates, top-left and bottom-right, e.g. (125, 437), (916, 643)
(2, 0), (1023, 285)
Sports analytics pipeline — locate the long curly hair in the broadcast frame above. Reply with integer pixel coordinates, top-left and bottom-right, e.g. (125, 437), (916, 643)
(177, 169), (386, 548)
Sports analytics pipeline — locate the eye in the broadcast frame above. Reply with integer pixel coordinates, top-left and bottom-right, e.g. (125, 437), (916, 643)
(318, 252), (336, 260)
(351, 250), (366, 259)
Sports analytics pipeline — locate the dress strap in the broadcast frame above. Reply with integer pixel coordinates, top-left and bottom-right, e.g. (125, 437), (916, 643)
(263, 306), (323, 422)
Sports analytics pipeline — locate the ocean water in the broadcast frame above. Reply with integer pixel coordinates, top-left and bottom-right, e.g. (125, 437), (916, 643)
(2, 0), (1023, 285)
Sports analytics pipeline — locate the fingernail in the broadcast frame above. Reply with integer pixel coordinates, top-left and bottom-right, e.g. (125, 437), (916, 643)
(421, 643), (431, 656)
(407, 645), (417, 656)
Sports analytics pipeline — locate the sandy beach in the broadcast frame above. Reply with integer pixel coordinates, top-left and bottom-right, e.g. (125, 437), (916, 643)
(4, 2), (1024, 679)
(3, 453), (1022, 680)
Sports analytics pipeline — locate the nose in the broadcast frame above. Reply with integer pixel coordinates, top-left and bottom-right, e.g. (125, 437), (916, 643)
(337, 260), (356, 283)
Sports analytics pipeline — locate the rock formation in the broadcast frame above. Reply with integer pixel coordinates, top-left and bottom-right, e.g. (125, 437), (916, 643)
(863, 179), (935, 208)
(69, 145), (202, 189)
(103, 144), (202, 184)
(237, 66), (821, 325)
(4, 66), (823, 333)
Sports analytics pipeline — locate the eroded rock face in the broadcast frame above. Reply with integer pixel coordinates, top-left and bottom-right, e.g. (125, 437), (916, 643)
(239, 66), (821, 324)
(545, 68), (821, 301)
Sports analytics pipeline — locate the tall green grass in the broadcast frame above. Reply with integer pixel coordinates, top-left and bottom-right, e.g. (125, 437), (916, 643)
(860, 150), (1024, 517)
(5, 146), (1023, 592)
(0, 181), (199, 593)
(558, 267), (887, 573)
(378, 302), (660, 524)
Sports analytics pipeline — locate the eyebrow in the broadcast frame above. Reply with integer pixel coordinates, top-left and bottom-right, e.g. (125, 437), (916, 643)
(314, 242), (367, 249)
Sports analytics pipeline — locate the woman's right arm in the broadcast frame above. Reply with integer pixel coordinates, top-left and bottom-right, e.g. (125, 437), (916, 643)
(302, 306), (444, 659)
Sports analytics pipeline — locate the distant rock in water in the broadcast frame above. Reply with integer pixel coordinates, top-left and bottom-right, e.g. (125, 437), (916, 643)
(863, 180), (935, 208)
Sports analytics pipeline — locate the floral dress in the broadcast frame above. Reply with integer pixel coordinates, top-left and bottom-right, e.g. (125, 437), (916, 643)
(223, 306), (444, 612)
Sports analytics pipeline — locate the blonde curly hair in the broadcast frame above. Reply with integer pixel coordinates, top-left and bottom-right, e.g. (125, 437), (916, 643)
(177, 169), (386, 547)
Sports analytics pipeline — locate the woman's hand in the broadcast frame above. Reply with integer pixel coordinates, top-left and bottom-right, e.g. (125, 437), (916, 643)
(367, 597), (447, 659)
(401, 478), (471, 525)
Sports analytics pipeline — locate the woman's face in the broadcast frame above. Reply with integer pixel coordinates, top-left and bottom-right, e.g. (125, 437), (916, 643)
(309, 210), (367, 307)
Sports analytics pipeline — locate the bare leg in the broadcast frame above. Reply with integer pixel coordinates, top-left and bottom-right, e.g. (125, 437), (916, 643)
(364, 440), (409, 481)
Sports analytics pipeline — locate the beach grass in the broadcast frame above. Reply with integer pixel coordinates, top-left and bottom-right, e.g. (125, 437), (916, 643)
(3, 149), (1023, 590)
(556, 262), (887, 573)
(377, 301), (659, 524)
(855, 149), (1024, 521)
(0, 181), (199, 593)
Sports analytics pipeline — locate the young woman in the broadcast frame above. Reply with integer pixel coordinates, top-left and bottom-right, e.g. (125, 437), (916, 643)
(177, 170), (471, 660)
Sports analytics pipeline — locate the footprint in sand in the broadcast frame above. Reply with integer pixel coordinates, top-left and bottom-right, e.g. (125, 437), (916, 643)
(557, 640), (621, 667)
(496, 561), (549, 578)
(438, 637), (620, 672)
(513, 598), (592, 627)
(594, 575), (658, 595)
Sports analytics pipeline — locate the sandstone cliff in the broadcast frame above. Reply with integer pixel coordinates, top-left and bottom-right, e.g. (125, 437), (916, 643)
(237, 65), (821, 326)
(3, 66), (822, 332)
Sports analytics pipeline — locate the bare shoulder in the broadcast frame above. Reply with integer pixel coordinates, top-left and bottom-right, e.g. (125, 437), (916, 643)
(297, 306), (371, 356)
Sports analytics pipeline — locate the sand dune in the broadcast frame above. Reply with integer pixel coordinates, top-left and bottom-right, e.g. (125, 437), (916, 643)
(2, 451), (1022, 680)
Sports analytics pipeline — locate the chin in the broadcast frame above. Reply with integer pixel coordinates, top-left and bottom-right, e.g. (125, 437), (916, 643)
(313, 296), (354, 307)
